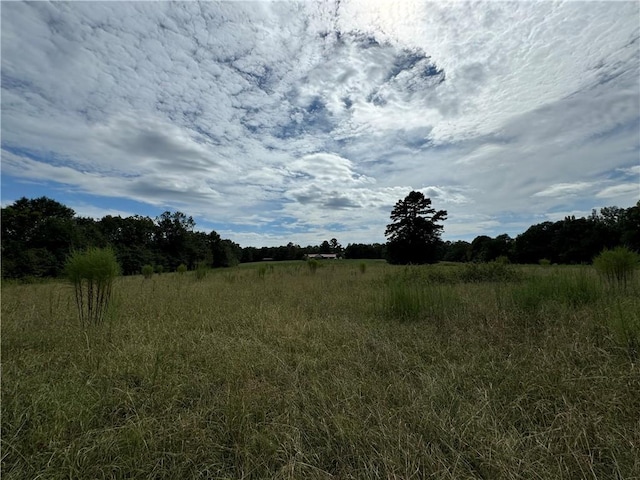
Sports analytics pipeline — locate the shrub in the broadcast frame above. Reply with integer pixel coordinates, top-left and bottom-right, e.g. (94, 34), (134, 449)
(593, 247), (639, 289)
(359, 262), (367, 274)
(155, 264), (164, 275)
(65, 247), (120, 326)
(458, 261), (520, 283)
(141, 264), (154, 279)
(177, 264), (188, 274)
(539, 258), (551, 267)
(307, 259), (319, 274)
(195, 262), (208, 280)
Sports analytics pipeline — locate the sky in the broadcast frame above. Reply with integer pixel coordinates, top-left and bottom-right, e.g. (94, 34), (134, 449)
(1, 1), (639, 247)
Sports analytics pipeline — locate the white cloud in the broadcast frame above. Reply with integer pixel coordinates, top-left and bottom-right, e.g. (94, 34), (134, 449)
(1, 1), (638, 245)
(596, 183), (639, 199)
(533, 182), (594, 198)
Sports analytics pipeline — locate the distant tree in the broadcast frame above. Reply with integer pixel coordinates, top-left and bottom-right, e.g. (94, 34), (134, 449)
(344, 243), (386, 259)
(442, 240), (471, 262)
(1, 197), (76, 277)
(99, 215), (156, 275)
(514, 222), (556, 264)
(241, 246), (258, 263)
(552, 217), (613, 263)
(155, 211), (195, 269)
(72, 217), (106, 250)
(385, 191), (447, 264)
(329, 238), (343, 255)
(209, 231), (241, 267)
(319, 240), (332, 254)
(470, 235), (493, 262)
(470, 234), (514, 262)
(620, 201), (640, 252)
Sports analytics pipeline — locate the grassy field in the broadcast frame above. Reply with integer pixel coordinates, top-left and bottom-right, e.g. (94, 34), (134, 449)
(2, 260), (639, 479)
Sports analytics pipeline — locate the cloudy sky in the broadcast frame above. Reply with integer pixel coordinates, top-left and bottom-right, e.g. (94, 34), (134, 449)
(2, 1), (639, 247)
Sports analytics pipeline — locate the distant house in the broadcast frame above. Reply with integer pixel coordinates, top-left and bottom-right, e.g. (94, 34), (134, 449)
(305, 253), (339, 260)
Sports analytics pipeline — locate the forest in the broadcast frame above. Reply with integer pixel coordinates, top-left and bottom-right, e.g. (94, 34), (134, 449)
(1, 196), (638, 279)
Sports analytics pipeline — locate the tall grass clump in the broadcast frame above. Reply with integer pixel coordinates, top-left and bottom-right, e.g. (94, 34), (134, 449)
(458, 261), (520, 283)
(512, 269), (600, 313)
(307, 258), (319, 274)
(358, 262), (367, 274)
(176, 264), (187, 274)
(195, 262), (208, 280)
(382, 274), (459, 322)
(609, 298), (640, 362)
(65, 247), (120, 326)
(257, 264), (268, 279)
(593, 246), (639, 290)
(141, 264), (154, 279)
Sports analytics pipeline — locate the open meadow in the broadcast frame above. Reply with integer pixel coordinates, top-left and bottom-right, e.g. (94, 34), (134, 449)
(2, 260), (639, 479)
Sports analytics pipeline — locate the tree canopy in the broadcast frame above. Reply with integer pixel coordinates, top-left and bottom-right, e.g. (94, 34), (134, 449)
(385, 191), (448, 264)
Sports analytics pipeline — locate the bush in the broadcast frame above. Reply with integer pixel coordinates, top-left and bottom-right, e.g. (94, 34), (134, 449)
(195, 262), (208, 280)
(593, 247), (639, 289)
(539, 258), (551, 267)
(141, 264), (154, 279)
(65, 247), (120, 326)
(307, 259), (319, 274)
(177, 264), (187, 274)
(155, 264), (164, 275)
(359, 262), (367, 274)
(458, 261), (520, 283)
(495, 255), (510, 265)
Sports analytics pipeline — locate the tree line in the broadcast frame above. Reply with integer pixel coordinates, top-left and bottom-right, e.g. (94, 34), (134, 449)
(1, 196), (638, 279)
(1, 198), (242, 279)
(384, 191), (638, 265)
(438, 204), (639, 265)
(0, 197), (379, 279)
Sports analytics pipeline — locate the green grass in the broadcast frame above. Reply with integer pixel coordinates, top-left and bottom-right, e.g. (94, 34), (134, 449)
(2, 261), (639, 479)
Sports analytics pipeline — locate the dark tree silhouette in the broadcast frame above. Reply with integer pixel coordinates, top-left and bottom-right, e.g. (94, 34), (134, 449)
(385, 191), (447, 264)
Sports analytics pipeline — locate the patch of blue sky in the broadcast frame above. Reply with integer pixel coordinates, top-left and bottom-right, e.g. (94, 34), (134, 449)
(321, 222), (349, 233)
(0, 174), (159, 218)
(608, 165), (640, 181)
(1, 174), (68, 203)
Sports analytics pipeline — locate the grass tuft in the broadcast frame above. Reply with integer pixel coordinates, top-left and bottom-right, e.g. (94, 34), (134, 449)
(64, 247), (120, 326)
(593, 246), (639, 290)
(141, 264), (154, 279)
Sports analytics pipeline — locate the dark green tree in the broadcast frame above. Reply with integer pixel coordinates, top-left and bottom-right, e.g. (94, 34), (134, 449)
(442, 240), (471, 262)
(99, 215), (156, 275)
(1, 197), (76, 277)
(470, 234), (513, 262)
(344, 243), (386, 259)
(329, 238), (343, 255)
(155, 211), (195, 270)
(620, 201), (640, 252)
(385, 191), (447, 264)
(319, 240), (332, 254)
